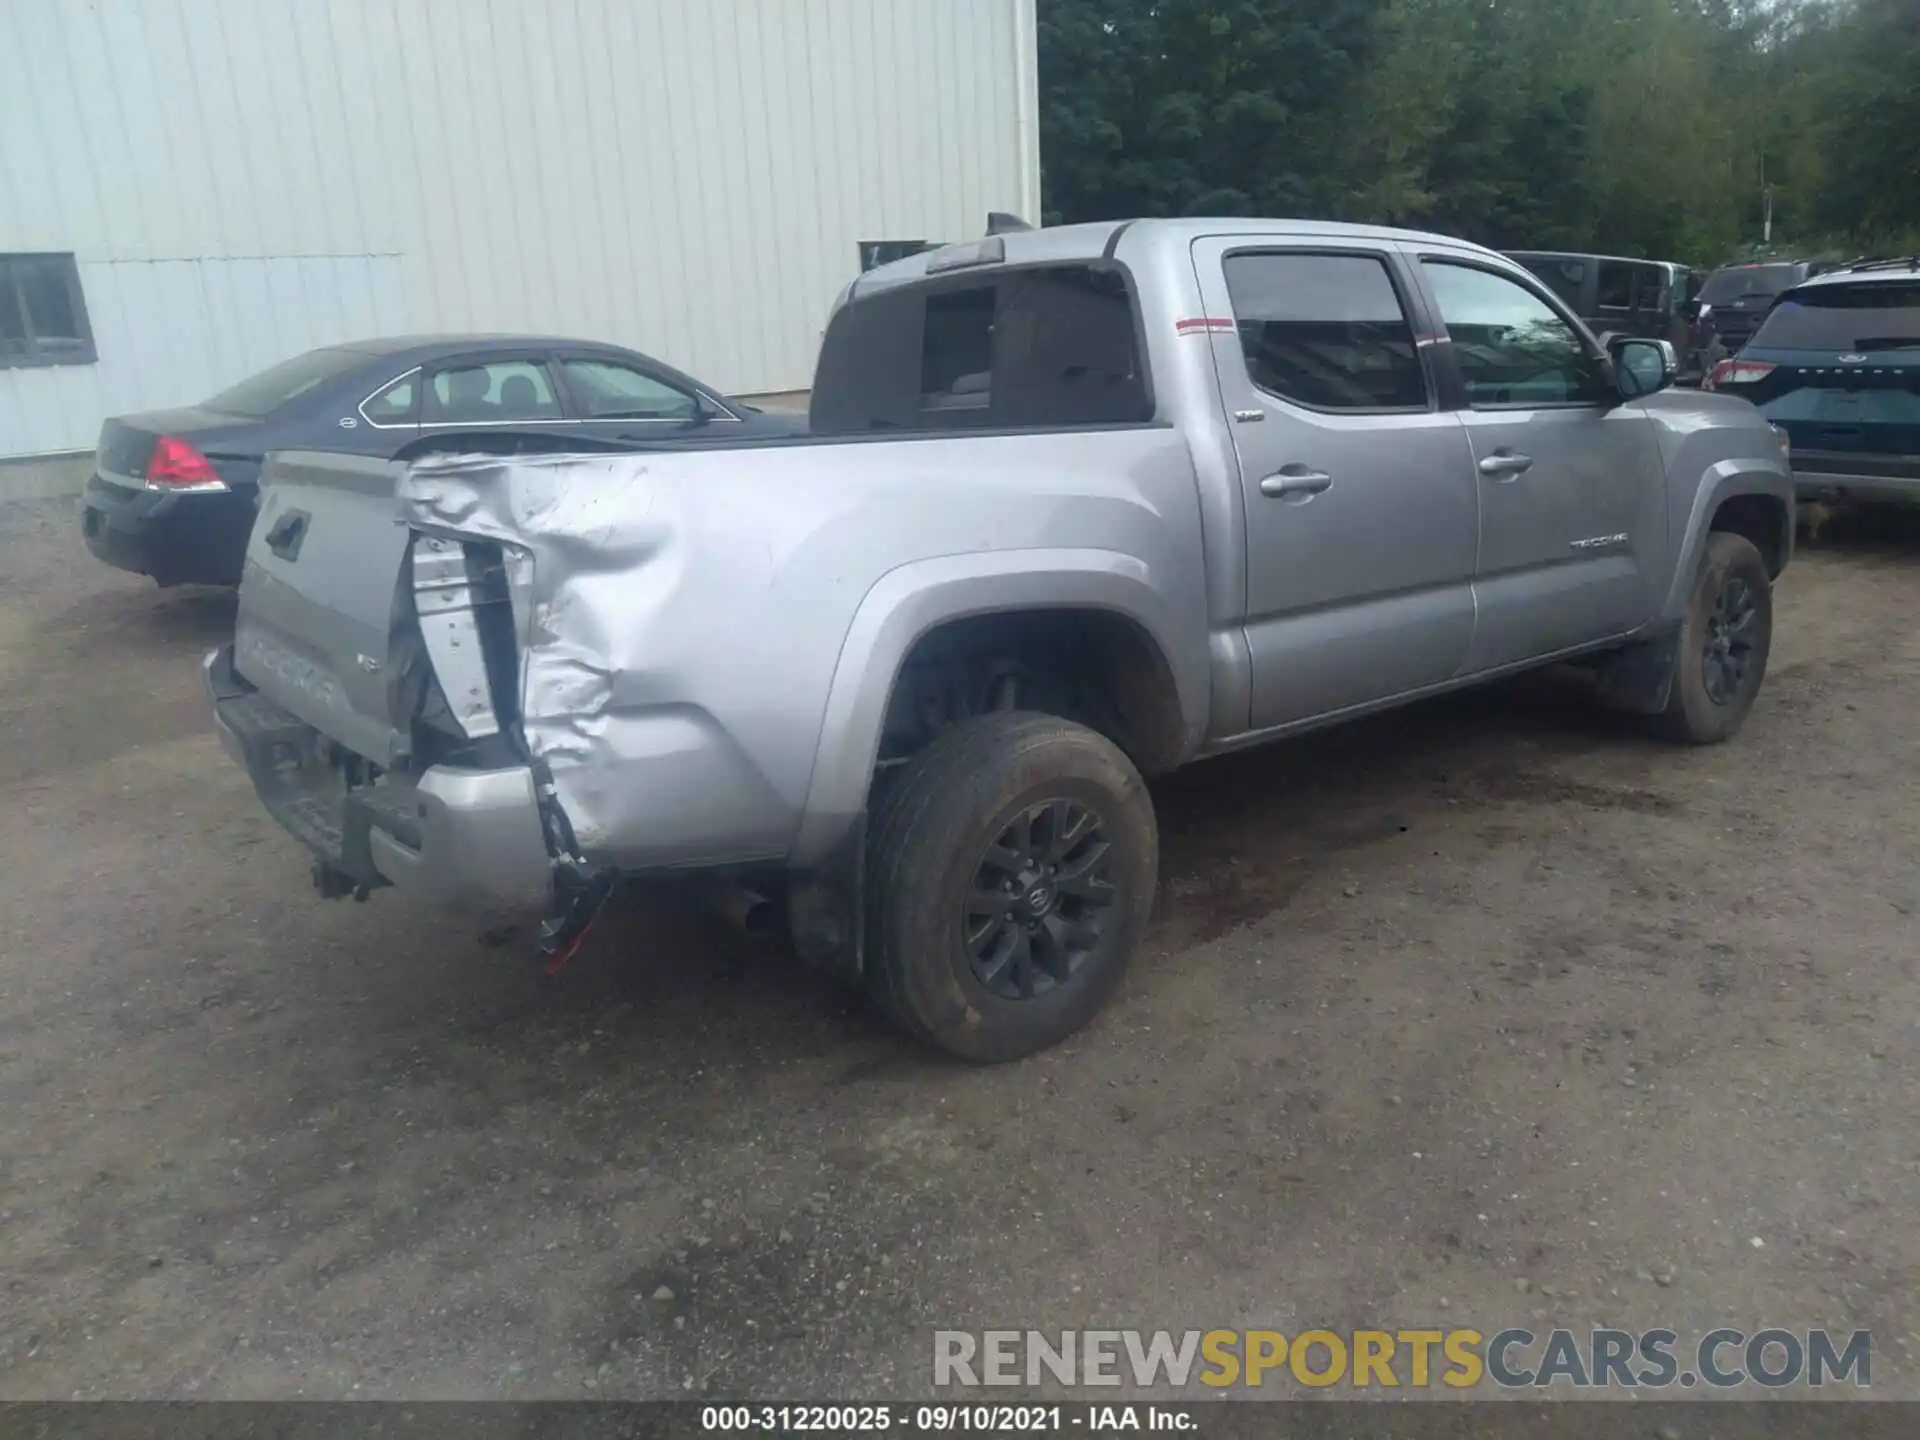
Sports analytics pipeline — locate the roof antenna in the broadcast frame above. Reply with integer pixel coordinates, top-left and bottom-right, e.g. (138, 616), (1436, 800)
(986, 212), (1034, 236)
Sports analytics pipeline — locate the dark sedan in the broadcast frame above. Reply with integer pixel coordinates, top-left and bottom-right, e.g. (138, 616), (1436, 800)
(81, 335), (807, 586)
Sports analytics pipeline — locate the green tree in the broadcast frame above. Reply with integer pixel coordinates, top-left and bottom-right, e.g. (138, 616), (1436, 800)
(1038, 0), (1920, 261)
(1039, 1), (1389, 221)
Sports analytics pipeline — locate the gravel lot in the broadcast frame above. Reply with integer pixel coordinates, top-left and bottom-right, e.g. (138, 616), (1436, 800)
(3, 494), (1918, 1401)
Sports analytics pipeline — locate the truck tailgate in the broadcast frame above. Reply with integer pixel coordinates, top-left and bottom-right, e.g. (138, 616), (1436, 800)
(233, 450), (414, 768)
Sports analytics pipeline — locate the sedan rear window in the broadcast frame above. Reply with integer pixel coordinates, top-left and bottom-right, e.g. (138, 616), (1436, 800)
(1750, 283), (1920, 351)
(202, 348), (366, 417)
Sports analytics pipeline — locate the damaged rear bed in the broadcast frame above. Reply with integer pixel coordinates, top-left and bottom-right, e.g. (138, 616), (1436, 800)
(205, 447), (808, 956)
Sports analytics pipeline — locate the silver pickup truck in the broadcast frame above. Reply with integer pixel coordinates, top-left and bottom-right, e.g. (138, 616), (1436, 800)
(206, 217), (1794, 1061)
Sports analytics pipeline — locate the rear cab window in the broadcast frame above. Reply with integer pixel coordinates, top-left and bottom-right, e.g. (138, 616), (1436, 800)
(1751, 282), (1920, 352)
(810, 262), (1152, 433)
(1221, 252), (1427, 411)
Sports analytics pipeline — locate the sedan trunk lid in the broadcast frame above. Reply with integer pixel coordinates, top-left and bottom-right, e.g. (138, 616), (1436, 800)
(96, 409), (270, 488)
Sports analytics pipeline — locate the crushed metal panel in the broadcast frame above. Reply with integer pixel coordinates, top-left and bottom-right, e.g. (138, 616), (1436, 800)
(397, 451), (754, 858)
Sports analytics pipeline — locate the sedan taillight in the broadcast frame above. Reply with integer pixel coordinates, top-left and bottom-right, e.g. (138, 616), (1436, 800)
(146, 434), (226, 490)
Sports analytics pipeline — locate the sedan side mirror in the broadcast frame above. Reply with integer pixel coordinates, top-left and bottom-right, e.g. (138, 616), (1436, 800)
(1606, 335), (1678, 399)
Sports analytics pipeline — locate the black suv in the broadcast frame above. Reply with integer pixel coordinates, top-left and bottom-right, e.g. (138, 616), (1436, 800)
(1705, 258), (1920, 501)
(1690, 260), (1834, 372)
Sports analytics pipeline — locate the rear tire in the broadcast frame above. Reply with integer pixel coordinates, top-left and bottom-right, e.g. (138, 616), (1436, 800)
(1653, 531), (1773, 744)
(866, 712), (1157, 1062)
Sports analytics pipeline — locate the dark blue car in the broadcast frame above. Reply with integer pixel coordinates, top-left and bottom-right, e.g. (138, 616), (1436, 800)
(81, 335), (807, 587)
(1705, 259), (1920, 501)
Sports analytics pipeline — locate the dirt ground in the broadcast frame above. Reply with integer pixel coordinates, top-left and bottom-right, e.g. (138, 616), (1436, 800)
(2, 494), (1918, 1402)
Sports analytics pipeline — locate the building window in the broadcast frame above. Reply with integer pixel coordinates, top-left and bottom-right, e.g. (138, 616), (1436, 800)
(0, 253), (96, 368)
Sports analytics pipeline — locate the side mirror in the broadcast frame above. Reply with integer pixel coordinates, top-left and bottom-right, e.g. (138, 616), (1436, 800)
(1606, 335), (1678, 398)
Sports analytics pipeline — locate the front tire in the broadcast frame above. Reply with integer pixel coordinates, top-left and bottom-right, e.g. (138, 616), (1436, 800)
(866, 712), (1157, 1062)
(1654, 531), (1773, 744)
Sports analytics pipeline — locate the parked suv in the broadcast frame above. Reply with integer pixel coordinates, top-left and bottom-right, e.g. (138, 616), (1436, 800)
(206, 219), (1794, 1061)
(1689, 260), (1834, 374)
(1706, 257), (1920, 501)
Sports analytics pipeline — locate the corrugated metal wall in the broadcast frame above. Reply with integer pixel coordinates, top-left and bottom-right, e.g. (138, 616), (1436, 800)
(0, 0), (1040, 458)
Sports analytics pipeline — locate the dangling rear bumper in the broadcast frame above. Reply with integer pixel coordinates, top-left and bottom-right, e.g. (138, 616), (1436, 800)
(204, 644), (554, 910)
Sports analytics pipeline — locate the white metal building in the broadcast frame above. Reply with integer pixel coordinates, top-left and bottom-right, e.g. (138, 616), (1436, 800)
(0, 0), (1040, 484)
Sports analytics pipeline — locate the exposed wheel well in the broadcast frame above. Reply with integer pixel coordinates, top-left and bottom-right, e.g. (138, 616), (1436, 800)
(1709, 493), (1790, 577)
(877, 608), (1186, 779)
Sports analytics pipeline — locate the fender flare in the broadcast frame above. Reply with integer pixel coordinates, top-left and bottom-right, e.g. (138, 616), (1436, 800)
(1658, 457), (1794, 622)
(788, 548), (1207, 867)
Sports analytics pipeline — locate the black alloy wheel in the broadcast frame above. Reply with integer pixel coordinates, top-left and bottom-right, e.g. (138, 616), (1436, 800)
(963, 799), (1119, 1000)
(864, 711), (1158, 1062)
(1654, 530), (1773, 744)
(1701, 573), (1759, 705)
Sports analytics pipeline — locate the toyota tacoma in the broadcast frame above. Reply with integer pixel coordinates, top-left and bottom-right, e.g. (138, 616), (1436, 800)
(205, 218), (1795, 1061)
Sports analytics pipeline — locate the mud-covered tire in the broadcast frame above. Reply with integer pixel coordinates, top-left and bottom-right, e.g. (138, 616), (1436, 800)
(1654, 531), (1773, 744)
(865, 712), (1157, 1063)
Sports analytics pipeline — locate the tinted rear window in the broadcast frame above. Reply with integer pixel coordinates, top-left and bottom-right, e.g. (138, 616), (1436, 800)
(202, 347), (366, 417)
(810, 264), (1151, 433)
(1751, 282), (1920, 351)
(1698, 265), (1804, 305)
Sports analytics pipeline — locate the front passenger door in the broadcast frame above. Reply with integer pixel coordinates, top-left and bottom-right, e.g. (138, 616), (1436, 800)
(1415, 257), (1668, 673)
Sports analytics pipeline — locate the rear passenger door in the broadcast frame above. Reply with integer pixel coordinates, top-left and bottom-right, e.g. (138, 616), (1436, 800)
(1193, 239), (1480, 730)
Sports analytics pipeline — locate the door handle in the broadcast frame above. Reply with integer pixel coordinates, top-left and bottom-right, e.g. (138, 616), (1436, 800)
(1477, 449), (1534, 479)
(1259, 466), (1334, 501)
(264, 510), (309, 561)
